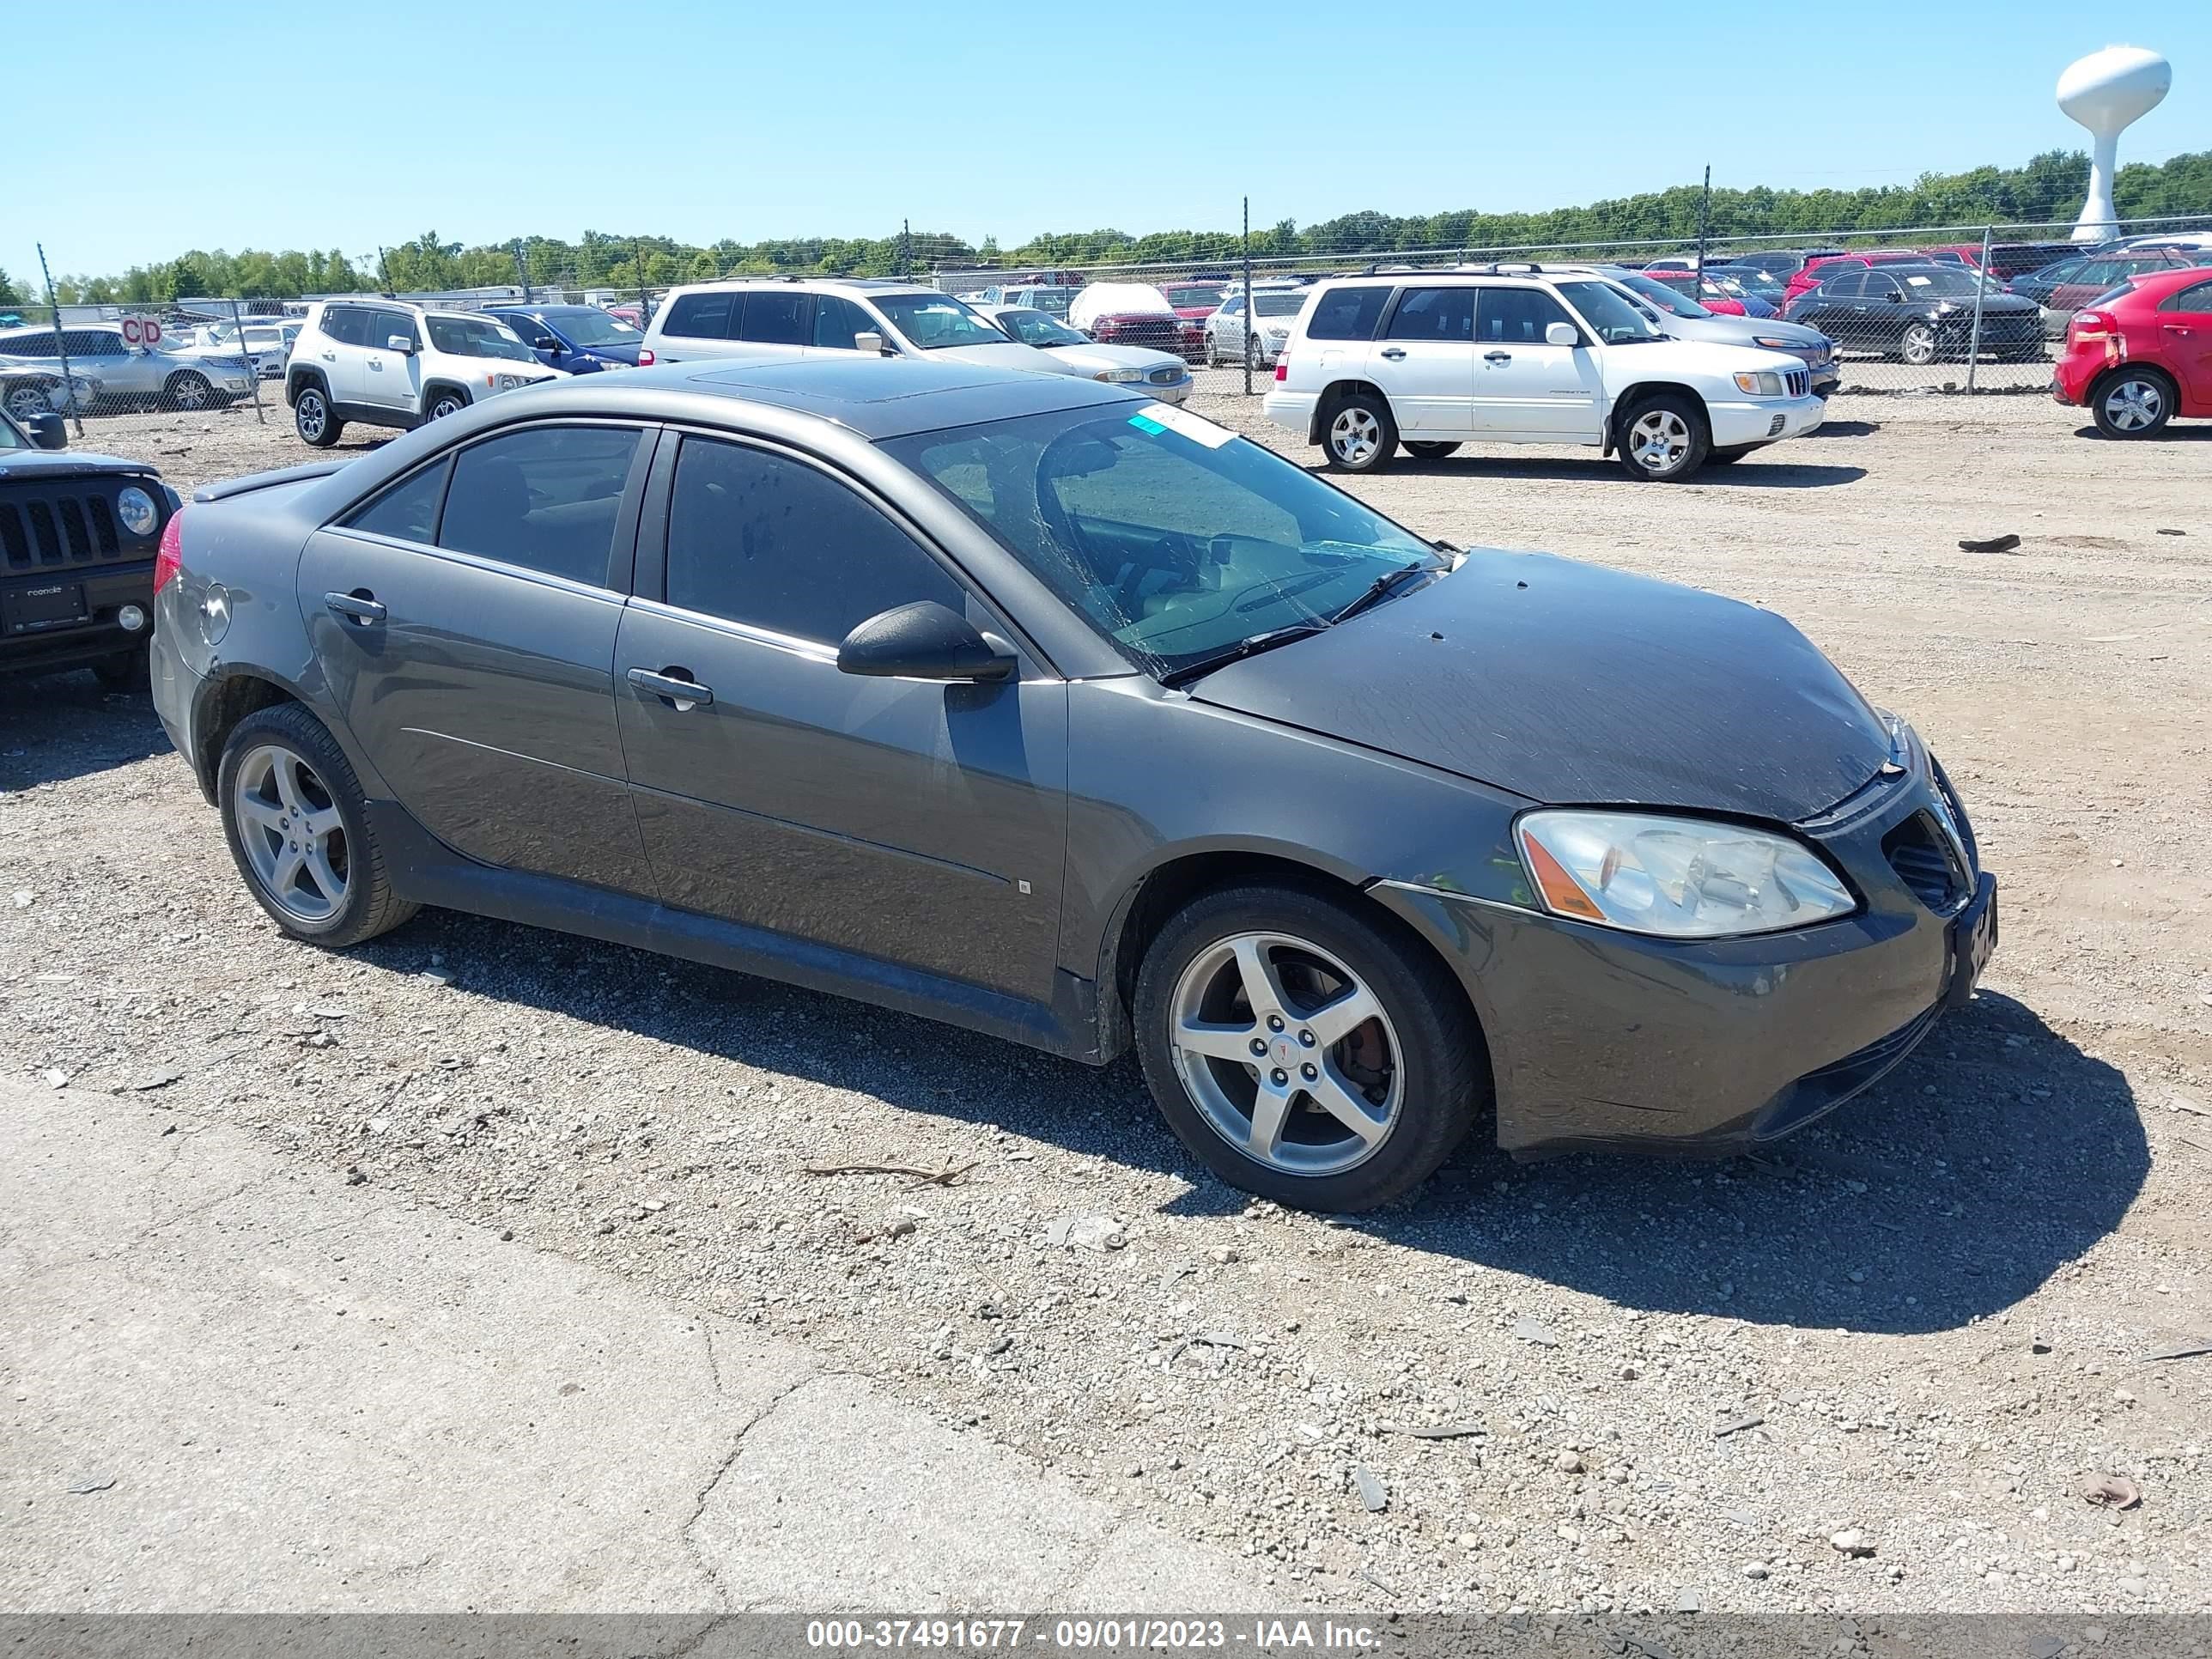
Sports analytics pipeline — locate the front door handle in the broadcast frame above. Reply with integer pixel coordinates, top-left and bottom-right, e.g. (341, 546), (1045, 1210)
(1376, 347), (1407, 361)
(1484, 350), (1511, 363)
(367, 358), (383, 372)
(627, 665), (714, 710)
(324, 590), (386, 626)
(320, 350), (337, 362)
(2163, 324), (2193, 336)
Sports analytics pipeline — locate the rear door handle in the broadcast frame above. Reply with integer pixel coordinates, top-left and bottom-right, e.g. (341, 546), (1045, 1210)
(627, 666), (714, 709)
(2163, 324), (2193, 335)
(1484, 350), (1511, 363)
(324, 591), (385, 626)
(1377, 347), (1407, 360)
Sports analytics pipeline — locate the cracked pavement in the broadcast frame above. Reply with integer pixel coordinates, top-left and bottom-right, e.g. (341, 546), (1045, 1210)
(0, 1078), (1278, 1612)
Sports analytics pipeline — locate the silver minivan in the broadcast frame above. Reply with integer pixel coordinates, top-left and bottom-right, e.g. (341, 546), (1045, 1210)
(639, 279), (1085, 380)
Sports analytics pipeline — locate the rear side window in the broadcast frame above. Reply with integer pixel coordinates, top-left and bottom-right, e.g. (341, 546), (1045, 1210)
(1384, 288), (1474, 341)
(660, 291), (736, 338)
(0, 332), (56, 357)
(665, 437), (964, 644)
(64, 331), (126, 357)
(1822, 270), (1869, 299)
(812, 295), (875, 349)
(738, 291), (811, 346)
(438, 425), (645, 587)
(1476, 289), (1573, 343)
(1305, 285), (1389, 341)
(320, 307), (367, 347)
(345, 459), (450, 544)
(2160, 281), (2212, 313)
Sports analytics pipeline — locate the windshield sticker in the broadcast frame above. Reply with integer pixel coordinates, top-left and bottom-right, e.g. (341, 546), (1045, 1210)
(1130, 404), (1236, 448)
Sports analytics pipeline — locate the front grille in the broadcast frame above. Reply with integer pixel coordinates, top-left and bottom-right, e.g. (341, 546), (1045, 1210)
(1881, 811), (1967, 913)
(1785, 368), (1808, 397)
(1147, 366), (1184, 386)
(0, 482), (138, 571)
(1106, 319), (1182, 351)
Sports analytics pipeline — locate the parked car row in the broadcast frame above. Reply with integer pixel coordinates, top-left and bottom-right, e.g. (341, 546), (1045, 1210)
(0, 324), (257, 414)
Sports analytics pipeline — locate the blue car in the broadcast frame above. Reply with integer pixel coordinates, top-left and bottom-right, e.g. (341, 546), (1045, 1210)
(483, 304), (646, 374)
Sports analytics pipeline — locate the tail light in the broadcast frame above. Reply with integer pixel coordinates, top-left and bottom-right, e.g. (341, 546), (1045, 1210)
(154, 507), (185, 595)
(1273, 357), (1289, 381)
(2070, 309), (2115, 342)
(637, 347), (655, 367)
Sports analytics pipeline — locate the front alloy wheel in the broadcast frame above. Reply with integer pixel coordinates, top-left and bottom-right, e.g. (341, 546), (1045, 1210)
(3, 383), (50, 422)
(166, 371), (214, 411)
(1899, 322), (1940, 367)
(426, 392), (468, 421)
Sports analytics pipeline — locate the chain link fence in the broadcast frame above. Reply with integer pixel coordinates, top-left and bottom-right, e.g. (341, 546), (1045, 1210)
(9, 214), (2209, 427)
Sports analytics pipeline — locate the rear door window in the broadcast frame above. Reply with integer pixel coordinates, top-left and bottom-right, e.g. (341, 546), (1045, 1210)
(344, 459), (451, 544)
(1383, 288), (1474, 341)
(438, 425), (646, 587)
(737, 291), (812, 346)
(2160, 280), (2212, 313)
(660, 291), (737, 338)
(1305, 285), (1389, 341)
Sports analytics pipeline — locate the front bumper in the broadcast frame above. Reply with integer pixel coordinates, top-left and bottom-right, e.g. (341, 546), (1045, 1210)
(1706, 392), (1825, 448)
(2, 562), (155, 677)
(1372, 751), (1993, 1156)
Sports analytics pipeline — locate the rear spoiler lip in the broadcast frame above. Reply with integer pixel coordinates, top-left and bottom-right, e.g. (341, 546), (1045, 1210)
(191, 459), (349, 503)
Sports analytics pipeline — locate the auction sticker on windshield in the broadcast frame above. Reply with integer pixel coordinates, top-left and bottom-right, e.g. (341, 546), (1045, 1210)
(1129, 406), (1235, 448)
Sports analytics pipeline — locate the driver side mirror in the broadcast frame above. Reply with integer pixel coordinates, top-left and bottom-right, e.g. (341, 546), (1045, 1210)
(386, 334), (414, 355)
(852, 330), (892, 356)
(532, 334), (559, 352)
(26, 410), (66, 450)
(837, 601), (1015, 684)
(1545, 321), (1580, 347)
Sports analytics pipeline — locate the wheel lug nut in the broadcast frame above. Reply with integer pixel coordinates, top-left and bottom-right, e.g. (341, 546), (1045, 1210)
(1267, 1015), (1284, 1032)
(1301, 1063), (1317, 1081)
(1249, 1038), (1267, 1057)
(1269, 1069), (1288, 1087)
(1298, 1030), (1316, 1047)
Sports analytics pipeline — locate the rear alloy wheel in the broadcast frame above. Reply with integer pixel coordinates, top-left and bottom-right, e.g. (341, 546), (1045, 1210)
(3, 381), (51, 423)
(165, 371), (214, 411)
(1617, 393), (1710, 481)
(1245, 335), (1267, 371)
(294, 385), (343, 447)
(1133, 883), (1486, 1212)
(1404, 441), (1460, 461)
(2092, 369), (2174, 439)
(425, 389), (469, 422)
(1322, 393), (1397, 473)
(218, 703), (416, 947)
(1899, 322), (1940, 367)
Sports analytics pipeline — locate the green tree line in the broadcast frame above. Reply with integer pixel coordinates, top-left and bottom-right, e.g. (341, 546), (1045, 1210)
(29, 148), (2211, 305)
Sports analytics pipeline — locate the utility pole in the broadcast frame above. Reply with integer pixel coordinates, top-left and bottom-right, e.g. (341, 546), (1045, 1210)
(899, 218), (913, 280)
(1694, 166), (1711, 279)
(513, 239), (532, 304)
(36, 243), (82, 438)
(228, 295), (266, 425)
(1242, 197), (1254, 398)
(633, 238), (649, 320)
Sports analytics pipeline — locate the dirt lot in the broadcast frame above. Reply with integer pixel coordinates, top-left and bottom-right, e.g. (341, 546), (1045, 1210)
(3, 390), (2208, 1619)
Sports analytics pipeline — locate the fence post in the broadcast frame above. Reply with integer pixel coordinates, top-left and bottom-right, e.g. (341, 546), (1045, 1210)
(1964, 224), (1993, 394)
(35, 243), (83, 440)
(1242, 196), (1253, 398)
(228, 296), (266, 425)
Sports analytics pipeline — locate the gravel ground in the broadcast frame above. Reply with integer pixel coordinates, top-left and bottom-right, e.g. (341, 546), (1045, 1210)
(4, 389), (2209, 1620)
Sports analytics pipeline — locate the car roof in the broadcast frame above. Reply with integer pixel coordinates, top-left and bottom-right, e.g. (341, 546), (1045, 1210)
(597, 356), (1139, 440)
(663, 277), (939, 298)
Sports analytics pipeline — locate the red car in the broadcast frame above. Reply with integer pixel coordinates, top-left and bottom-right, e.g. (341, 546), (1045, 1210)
(2052, 264), (2212, 437)
(1782, 250), (1928, 309)
(1158, 280), (1226, 362)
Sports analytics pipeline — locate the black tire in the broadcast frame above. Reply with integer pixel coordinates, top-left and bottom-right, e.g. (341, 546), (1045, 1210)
(216, 702), (417, 948)
(424, 387), (470, 422)
(91, 645), (150, 690)
(1705, 445), (1756, 466)
(1320, 388), (1398, 473)
(1614, 391), (1710, 481)
(163, 371), (215, 412)
(2090, 368), (2175, 439)
(1403, 441), (1461, 461)
(294, 383), (343, 447)
(1133, 881), (1487, 1213)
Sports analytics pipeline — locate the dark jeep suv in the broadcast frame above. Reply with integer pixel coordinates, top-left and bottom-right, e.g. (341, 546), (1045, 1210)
(1, 408), (175, 686)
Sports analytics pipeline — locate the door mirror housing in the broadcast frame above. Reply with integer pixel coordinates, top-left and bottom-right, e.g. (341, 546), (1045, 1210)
(25, 410), (66, 450)
(852, 330), (890, 356)
(386, 334), (415, 355)
(1545, 321), (1580, 348)
(531, 334), (559, 351)
(837, 601), (1015, 683)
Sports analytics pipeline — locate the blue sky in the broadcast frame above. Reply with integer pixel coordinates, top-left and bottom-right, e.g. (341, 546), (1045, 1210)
(9, 0), (2207, 284)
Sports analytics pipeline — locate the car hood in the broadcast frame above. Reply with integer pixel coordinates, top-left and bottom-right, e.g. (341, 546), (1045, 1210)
(934, 340), (1086, 376)
(1188, 551), (1893, 822)
(1660, 313), (1830, 349)
(1043, 342), (1187, 374)
(0, 449), (160, 481)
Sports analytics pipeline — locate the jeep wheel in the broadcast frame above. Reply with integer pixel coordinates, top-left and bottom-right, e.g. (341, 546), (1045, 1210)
(164, 371), (214, 412)
(1133, 882), (1486, 1212)
(294, 386), (343, 447)
(1617, 392), (1710, 482)
(425, 389), (469, 422)
(1322, 392), (1397, 473)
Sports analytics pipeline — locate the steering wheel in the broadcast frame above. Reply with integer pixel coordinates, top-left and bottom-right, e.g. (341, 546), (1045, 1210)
(1115, 532), (1206, 620)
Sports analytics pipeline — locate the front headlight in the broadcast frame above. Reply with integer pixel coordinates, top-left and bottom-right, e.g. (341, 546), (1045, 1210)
(1265, 326), (1291, 340)
(1105, 367), (1146, 383)
(115, 486), (158, 538)
(1732, 369), (1786, 396)
(1516, 810), (1856, 939)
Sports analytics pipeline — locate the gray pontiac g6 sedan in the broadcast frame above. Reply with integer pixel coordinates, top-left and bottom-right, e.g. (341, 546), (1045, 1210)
(149, 360), (1996, 1212)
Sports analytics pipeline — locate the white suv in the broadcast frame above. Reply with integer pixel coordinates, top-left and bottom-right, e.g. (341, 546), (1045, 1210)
(1263, 266), (1823, 480)
(639, 278), (1086, 380)
(285, 301), (565, 448)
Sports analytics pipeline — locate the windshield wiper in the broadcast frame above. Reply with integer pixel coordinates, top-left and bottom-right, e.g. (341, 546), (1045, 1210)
(1156, 623), (1329, 690)
(1329, 562), (1437, 626)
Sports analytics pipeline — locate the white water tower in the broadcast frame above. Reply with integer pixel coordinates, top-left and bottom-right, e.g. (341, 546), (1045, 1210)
(2057, 46), (2172, 241)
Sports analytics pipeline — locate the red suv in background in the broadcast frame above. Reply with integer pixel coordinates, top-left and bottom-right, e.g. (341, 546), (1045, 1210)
(1159, 281), (1226, 362)
(1782, 250), (1928, 309)
(2052, 265), (2212, 437)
